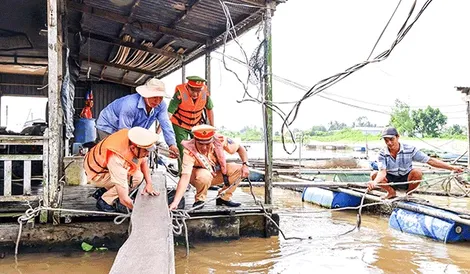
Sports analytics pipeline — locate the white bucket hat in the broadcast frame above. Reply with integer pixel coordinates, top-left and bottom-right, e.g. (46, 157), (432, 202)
(136, 78), (169, 98)
(128, 127), (159, 151)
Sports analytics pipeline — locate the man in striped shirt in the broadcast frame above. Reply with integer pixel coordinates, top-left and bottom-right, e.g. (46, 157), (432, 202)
(368, 127), (464, 199)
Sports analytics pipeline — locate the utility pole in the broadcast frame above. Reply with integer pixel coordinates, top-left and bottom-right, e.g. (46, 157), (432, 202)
(456, 86), (470, 167)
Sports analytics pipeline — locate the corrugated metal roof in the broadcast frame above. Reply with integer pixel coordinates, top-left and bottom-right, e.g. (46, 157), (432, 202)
(68, 0), (276, 87)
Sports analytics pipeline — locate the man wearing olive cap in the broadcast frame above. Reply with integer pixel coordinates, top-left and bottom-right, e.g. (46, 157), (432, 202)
(368, 126), (464, 199)
(168, 76), (214, 172)
(169, 125), (250, 210)
(84, 127), (160, 212)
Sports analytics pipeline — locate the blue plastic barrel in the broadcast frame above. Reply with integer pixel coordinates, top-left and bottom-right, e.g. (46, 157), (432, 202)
(74, 118), (97, 143)
(389, 204), (470, 242)
(302, 187), (361, 208)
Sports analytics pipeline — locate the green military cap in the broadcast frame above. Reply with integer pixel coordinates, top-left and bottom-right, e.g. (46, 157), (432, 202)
(186, 76), (207, 88)
(186, 76), (207, 82)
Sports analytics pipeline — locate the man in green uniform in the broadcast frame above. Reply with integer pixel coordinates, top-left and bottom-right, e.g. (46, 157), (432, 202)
(168, 76), (214, 173)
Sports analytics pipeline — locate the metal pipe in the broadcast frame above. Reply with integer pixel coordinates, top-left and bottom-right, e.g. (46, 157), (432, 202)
(181, 57), (186, 83)
(337, 187), (470, 226)
(205, 42), (211, 91)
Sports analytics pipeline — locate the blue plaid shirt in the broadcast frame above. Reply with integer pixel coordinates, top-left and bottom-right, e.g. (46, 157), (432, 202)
(96, 93), (176, 146)
(377, 143), (430, 176)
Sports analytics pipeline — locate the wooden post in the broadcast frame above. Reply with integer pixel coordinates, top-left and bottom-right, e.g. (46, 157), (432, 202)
(456, 87), (470, 168)
(263, 0), (274, 205)
(47, 0), (63, 223)
(40, 130), (50, 223)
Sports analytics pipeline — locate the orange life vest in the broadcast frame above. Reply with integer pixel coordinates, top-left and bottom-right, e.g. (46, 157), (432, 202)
(84, 129), (141, 179)
(181, 134), (227, 175)
(170, 83), (209, 130)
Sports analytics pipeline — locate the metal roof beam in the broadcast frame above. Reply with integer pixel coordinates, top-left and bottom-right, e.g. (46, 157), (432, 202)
(67, 1), (208, 44)
(80, 55), (157, 76)
(238, 0), (266, 7)
(77, 31), (181, 60)
(80, 73), (138, 87)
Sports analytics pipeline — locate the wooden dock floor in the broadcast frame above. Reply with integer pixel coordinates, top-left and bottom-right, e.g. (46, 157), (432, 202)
(59, 172), (269, 220)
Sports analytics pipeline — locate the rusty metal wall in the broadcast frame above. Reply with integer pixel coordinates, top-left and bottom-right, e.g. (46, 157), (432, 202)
(74, 81), (132, 118)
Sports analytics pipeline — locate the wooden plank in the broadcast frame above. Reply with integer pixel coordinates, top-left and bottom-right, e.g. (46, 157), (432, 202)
(23, 160), (32, 195)
(0, 155), (43, 161)
(0, 195), (40, 202)
(67, 1), (207, 44)
(0, 135), (46, 145)
(110, 172), (175, 274)
(4, 160), (12, 196)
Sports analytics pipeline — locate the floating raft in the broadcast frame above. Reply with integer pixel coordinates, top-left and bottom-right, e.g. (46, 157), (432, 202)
(302, 186), (470, 243)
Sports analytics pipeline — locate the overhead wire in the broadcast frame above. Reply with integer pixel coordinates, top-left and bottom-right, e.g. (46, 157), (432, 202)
(217, 0), (435, 154)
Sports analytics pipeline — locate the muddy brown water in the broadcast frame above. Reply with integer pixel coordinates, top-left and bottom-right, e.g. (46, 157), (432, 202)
(1, 188), (470, 273)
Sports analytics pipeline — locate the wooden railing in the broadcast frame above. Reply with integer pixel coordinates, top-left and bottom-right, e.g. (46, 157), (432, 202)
(0, 134), (48, 202)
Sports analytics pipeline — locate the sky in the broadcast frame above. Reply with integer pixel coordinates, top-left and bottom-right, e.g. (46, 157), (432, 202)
(163, 0), (470, 131)
(1, 0), (469, 133)
(0, 96), (47, 132)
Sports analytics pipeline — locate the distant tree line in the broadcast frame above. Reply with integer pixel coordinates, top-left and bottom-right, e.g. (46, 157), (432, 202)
(389, 99), (465, 138)
(219, 99), (466, 140)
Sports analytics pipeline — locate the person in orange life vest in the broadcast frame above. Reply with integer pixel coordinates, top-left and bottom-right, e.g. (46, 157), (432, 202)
(80, 89), (93, 119)
(84, 127), (159, 212)
(167, 76), (214, 172)
(168, 125), (250, 210)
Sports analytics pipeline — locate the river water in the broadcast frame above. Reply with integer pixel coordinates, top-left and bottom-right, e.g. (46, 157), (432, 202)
(2, 187), (470, 274)
(2, 143), (470, 273)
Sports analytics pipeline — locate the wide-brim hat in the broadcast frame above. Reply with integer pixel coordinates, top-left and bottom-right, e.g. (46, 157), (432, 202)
(136, 78), (170, 98)
(186, 76), (207, 89)
(128, 127), (159, 151)
(192, 124), (216, 144)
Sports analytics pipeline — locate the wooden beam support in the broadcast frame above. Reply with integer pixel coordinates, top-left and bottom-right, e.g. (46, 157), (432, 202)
(262, 0), (274, 204)
(47, 0), (62, 223)
(80, 55), (158, 76)
(79, 31), (181, 60)
(67, 0), (208, 44)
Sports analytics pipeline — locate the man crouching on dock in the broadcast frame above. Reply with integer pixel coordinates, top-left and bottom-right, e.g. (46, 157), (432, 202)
(368, 127), (464, 199)
(169, 125), (250, 210)
(84, 127), (160, 212)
